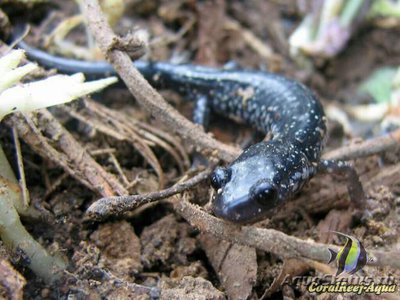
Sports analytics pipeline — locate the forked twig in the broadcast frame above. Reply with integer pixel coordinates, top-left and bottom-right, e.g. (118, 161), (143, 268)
(81, 0), (240, 163)
(86, 167), (212, 220)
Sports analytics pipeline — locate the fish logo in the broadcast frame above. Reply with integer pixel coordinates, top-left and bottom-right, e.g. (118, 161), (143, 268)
(327, 231), (368, 276)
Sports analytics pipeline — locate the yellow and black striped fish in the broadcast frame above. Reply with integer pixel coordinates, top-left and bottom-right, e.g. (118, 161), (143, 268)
(328, 231), (368, 276)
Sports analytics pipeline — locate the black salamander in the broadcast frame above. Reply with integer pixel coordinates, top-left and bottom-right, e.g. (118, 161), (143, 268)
(17, 40), (364, 223)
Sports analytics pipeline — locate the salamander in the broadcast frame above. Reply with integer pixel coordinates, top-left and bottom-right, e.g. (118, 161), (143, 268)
(16, 39), (363, 224)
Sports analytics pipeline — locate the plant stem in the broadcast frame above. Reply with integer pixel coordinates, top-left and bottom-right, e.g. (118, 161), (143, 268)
(0, 145), (67, 283)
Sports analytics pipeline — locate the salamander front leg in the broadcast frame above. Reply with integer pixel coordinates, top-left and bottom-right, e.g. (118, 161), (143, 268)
(193, 95), (211, 129)
(318, 159), (365, 210)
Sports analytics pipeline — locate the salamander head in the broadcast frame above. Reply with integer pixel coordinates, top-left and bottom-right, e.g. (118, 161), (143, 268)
(211, 141), (312, 223)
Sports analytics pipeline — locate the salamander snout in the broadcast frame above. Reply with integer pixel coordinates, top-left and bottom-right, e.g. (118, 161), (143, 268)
(210, 152), (283, 223)
(212, 178), (279, 223)
(210, 142), (312, 223)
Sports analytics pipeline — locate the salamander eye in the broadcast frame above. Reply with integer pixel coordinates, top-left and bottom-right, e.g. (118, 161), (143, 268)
(251, 181), (278, 207)
(210, 167), (230, 189)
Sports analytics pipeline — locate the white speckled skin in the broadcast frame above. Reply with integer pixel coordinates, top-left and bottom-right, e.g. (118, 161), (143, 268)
(18, 42), (327, 223)
(147, 64), (327, 223)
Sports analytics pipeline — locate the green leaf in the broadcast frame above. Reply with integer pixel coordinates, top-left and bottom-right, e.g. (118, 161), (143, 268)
(358, 67), (397, 103)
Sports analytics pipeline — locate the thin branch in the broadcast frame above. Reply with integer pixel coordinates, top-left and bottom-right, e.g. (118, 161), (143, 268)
(174, 197), (400, 270)
(81, 0), (240, 163)
(12, 127), (30, 207)
(5, 111), (128, 197)
(86, 167), (212, 221)
(323, 128), (400, 160)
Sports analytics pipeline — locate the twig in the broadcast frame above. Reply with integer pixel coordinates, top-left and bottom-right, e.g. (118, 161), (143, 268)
(89, 148), (116, 156)
(44, 172), (69, 199)
(62, 102), (166, 187)
(323, 128), (400, 160)
(5, 110), (128, 197)
(224, 17), (281, 66)
(12, 127), (30, 208)
(86, 167), (212, 221)
(174, 196), (400, 270)
(150, 17), (195, 49)
(81, 0), (240, 163)
(83, 100), (189, 172)
(108, 152), (130, 187)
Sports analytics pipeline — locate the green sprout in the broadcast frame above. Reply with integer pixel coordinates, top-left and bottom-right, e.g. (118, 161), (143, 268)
(0, 49), (117, 283)
(369, 0), (400, 18)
